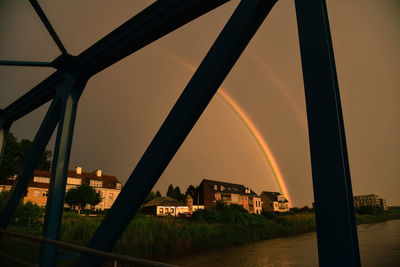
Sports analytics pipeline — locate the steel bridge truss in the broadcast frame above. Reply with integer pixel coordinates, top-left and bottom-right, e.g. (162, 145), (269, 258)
(0, 0), (361, 266)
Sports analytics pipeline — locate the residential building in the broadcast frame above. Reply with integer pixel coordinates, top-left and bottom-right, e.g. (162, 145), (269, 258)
(260, 191), (290, 212)
(0, 166), (122, 210)
(141, 195), (204, 217)
(353, 194), (388, 210)
(198, 179), (262, 214)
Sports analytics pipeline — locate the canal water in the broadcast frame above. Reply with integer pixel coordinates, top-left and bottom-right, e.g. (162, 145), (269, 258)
(168, 220), (400, 267)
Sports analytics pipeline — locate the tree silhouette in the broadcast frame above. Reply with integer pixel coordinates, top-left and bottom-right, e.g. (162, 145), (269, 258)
(166, 184), (176, 200)
(65, 184), (102, 213)
(0, 132), (52, 180)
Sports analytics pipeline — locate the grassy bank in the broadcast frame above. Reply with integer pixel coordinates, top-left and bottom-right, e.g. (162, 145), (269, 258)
(1, 206), (399, 265)
(59, 212), (316, 259)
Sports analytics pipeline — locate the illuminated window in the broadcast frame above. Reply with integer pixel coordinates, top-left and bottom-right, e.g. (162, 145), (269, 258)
(165, 208), (169, 213)
(116, 183), (122, 189)
(90, 180), (103, 187)
(159, 208), (163, 214)
(171, 208), (174, 213)
(214, 185), (218, 190)
(33, 176), (50, 183)
(67, 178), (82, 185)
(109, 193), (114, 201)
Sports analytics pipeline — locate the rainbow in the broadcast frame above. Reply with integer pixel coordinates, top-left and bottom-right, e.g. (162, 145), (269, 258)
(216, 90), (291, 202)
(160, 50), (291, 203)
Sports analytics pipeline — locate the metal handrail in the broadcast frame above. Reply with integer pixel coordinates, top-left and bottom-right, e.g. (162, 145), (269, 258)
(0, 229), (177, 267)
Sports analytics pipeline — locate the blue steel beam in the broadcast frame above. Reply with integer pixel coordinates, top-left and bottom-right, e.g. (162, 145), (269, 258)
(40, 78), (86, 267)
(0, 99), (60, 231)
(29, 0), (68, 55)
(0, 122), (10, 169)
(77, 0), (277, 266)
(0, 60), (53, 67)
(295, 0), (361, 266)
(0, 0), (230, 126)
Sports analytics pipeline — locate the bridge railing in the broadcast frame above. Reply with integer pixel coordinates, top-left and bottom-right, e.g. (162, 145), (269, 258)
(0, 229), (176, 267)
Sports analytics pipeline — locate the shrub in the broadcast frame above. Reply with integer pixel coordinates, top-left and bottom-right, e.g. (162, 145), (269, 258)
(261, 211), (276, 219)
(192, 203), (266, 227)
(356, 205), (384, 216)
(0, 190), (43, 228)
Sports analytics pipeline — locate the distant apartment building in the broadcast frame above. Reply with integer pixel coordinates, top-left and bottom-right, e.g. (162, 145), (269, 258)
(199, 179), (262, 214)
(353, 194), (388, 210)
(0, 166), (122, 210)
(260, 191), (290, 212)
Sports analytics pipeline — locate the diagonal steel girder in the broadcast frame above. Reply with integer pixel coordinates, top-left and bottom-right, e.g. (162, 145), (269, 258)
(0, 0), (230, 126)
(77, 0), (278, 266)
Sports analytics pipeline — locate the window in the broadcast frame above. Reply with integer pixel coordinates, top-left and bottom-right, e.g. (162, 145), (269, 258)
(221, 194), (231, 201)
(33, 177), (50, 183)
(116, 183), (122, 189)
(214, 185), (218, 190)
(231, 194), (238, 203)
(165, 208), (169, 213)
(33, 190), (40, 197)
(109, 193), (114, 201)
(159, 208), (163, 214)
(90, 180), (103, 187)
(170, 208), (174, 213)
(67, 178), (82, 185)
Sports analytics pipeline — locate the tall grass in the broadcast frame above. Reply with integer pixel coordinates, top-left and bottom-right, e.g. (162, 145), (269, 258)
(57, 208), (317, 259)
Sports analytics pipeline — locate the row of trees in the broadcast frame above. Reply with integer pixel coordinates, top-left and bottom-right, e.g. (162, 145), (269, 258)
(144, 184), (201, 204)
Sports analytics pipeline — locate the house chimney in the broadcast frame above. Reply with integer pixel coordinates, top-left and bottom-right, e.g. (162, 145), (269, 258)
(75, 166), (82, 175)
(95, 169), (102, 177)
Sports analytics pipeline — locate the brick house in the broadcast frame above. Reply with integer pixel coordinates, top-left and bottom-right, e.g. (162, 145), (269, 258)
(199, 179), (262, 214)
(260, 191), (290, 212)
(0, 166), (122, 210)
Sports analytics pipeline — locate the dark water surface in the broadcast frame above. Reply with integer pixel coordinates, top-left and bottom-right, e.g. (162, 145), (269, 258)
(168, 220), (400, 267)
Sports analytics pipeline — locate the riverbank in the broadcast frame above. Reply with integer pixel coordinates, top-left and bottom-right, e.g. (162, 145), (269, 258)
(1, 207), (399, 265)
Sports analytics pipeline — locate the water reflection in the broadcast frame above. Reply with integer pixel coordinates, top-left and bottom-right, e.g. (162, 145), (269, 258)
(168, 220), (400, 267)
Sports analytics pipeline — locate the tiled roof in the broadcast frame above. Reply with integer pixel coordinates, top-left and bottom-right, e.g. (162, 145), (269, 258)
(33, 170), (121, 189)
(142, 196), (183, 207)
(0, 178), (50, 189)
(202, 179), (259, 196)
(261, 191), (288, 202)
(0, 169), (122, 190)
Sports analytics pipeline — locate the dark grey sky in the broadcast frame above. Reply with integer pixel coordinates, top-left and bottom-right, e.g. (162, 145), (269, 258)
(1, 0), (399, 206)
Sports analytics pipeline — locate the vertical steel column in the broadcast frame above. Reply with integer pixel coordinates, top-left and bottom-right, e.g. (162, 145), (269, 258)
(77, 0), (277, 266)
(40, 78), (85, 267)
(0, 100), (60, 231)
(294, 0), (361, 266)
(0, 124), (9, 168)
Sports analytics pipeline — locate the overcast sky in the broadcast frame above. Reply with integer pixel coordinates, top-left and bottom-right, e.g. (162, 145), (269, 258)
(1, 0), (399, 207)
